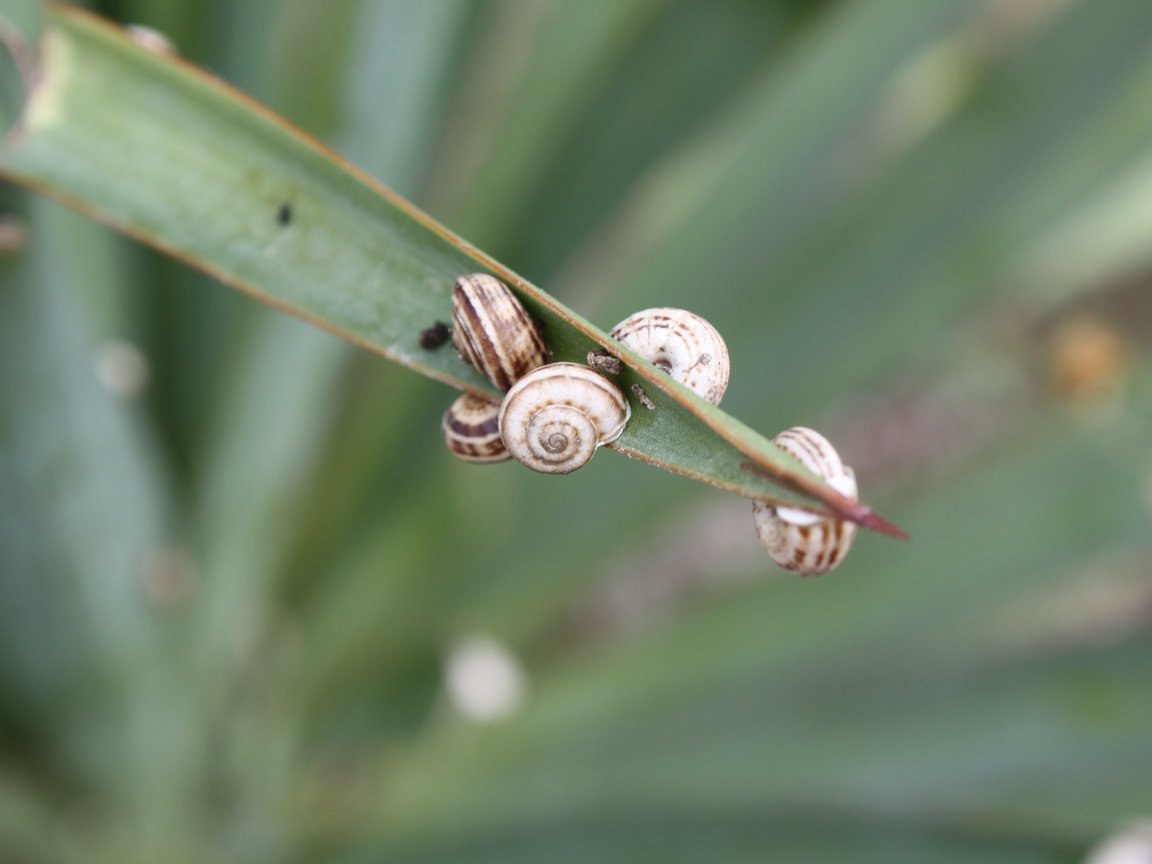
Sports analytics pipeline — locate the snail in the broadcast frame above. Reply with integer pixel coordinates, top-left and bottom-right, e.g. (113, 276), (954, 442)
(752, 427), (858, 576)
(442, 393), (510, 463)
(451, 274), (549, 391)
(498, 362), (631, 474)
(609, 308), (730, 405)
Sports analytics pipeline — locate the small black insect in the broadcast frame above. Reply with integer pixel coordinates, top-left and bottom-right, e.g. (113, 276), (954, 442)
(419, 321), (451, 350)
(276, 201), (293, 226)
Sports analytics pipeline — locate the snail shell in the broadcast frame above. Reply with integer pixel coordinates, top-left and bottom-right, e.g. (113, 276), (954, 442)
(609, 308), (730, 405)
(451, 274), (549, 391)
(752, 426), (858, 576)
(442, 393), (510, 463)
(498, 362), (631, 474)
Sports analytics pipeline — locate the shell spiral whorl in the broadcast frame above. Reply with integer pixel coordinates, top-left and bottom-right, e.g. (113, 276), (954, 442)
(753, 426), (858, 576)
(498, 363), (631, 474)
(451, 274), (549, 391)
(609, 308), (730, 405)
(442, 393), (509, 463)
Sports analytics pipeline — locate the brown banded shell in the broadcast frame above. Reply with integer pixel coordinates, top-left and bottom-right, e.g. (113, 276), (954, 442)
(451, 274), (549, 391)
(442, 393), (510, 463)
(498, 362), (631, 474)
(752, 427), (858, 576)
(609, 308), (730, 405)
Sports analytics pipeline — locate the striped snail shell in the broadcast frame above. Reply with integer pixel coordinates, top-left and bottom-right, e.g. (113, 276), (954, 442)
(609, 308), (730, 405)
(442, 393), (510, 463)
(451, 274), (549, 391)
(752, 427), (858, 576)
(499, 362), (631, 474)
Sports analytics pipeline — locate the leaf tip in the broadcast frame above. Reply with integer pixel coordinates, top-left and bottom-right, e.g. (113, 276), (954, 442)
(852, 507), (910, 541)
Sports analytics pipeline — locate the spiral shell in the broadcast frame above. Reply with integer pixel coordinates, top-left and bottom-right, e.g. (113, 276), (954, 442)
(752, 427), (858, 576)
(498, 363), (631, 474)
(451, 274), (549, 391)
(442, 393), (510, 463)
(609, 308), (730, 405)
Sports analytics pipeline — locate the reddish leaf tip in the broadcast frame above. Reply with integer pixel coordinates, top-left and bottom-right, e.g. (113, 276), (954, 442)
(739, 462), (908, 539)
(853, 507), (910, 540)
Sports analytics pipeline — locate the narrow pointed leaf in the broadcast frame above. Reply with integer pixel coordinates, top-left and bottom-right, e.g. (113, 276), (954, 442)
(0, 5), (903, 533)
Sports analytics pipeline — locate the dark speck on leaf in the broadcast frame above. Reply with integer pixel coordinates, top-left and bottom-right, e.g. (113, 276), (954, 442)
(277, 202), (293, 226)
(420, 321), (451, 350)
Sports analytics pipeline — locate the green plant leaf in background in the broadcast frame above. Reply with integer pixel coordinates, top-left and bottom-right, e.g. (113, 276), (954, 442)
(2, 1), (1152, 863)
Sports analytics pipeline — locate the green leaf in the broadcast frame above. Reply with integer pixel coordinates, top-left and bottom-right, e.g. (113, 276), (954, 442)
(0, 5), (902, 535)
(0, 0), (39, 137)
(0, 193), (219, 857)
(0, 196), (171, 686)
(566, 0), (1152, 433)
(353, 816), (1078, 864)
(422, 0), (670, 248)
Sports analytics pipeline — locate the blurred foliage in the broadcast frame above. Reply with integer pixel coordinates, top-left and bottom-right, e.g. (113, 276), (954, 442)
(2, 1), (1152, 863)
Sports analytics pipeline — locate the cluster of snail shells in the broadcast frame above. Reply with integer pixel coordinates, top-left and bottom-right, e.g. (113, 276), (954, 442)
(443, 274), (630, 474)
(441, 275), (858, 576)
(752, 427), (858, 576)
(443, 276), (737, 475)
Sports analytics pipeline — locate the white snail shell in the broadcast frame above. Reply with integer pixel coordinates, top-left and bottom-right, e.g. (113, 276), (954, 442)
(752, 426), (858, 576)
(442, 393), (510, 463)
(498, 362), (631, 474)
(451, 274), (549, 391)
(609, 308), (730, 405)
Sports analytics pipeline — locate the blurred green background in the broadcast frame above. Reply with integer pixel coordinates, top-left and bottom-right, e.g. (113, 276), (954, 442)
(2, 0), (1152, 862)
